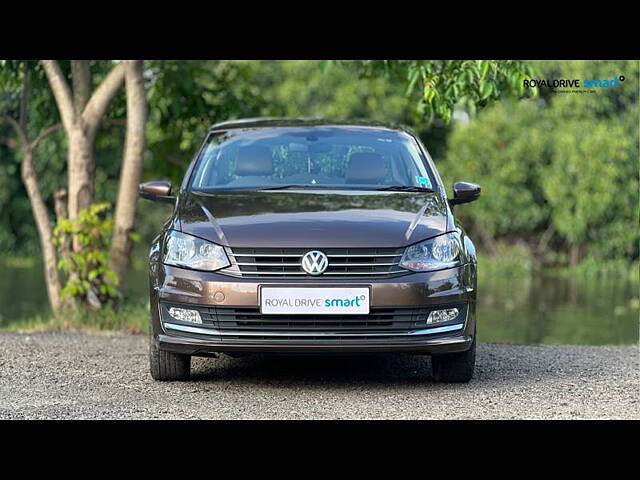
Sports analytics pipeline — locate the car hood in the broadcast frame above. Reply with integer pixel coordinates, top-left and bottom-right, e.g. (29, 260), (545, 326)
(177, 190), (450, 248)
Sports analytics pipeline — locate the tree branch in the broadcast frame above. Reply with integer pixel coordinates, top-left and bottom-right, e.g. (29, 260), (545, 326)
(1, 115), (29, 147)
(31, 123), (63, 149)
(0, 136), (18, 149)
(27, 119), (121, 154)
(19, 61), (30, 129)
(41, 60), (76, 132)
(82, 61), (126, 133)
(1, 116), (63, 150)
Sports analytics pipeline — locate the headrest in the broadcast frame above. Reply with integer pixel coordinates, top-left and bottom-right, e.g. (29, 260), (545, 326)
(346, 152), (386, 184)
(235, 145), (273, 177)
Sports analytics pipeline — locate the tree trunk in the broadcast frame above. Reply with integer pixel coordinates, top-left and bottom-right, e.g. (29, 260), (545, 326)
(67, 127), (96, 224)
(569, 243), (581, 268)
(21, 148), (63, 311)
(110, 61), (147, 292)
(42, 60), (126, 254)
(473, 221), (498, 256)
(71, 61), (91, 114)
(53, 189), (68, 221)
(68, 60), (94, 225)
(2, 63), (64, 313)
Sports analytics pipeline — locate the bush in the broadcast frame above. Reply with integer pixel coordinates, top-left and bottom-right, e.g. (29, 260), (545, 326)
(54, 203), (119, 307)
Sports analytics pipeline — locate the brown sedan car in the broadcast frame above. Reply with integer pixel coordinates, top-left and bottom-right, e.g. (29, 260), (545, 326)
(141, 118), (480, 382)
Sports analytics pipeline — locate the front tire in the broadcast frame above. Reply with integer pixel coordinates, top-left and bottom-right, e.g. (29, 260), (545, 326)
(149, 331), (191, 381)
(431, 336), (476, 383)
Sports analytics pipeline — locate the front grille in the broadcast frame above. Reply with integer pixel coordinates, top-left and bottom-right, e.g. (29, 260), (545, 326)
(217, 307), (419, 332)
(219, 247), (409, 279)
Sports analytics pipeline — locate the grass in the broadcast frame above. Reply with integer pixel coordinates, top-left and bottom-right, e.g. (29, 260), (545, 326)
(1, 301), (149, 334)
(477, 243), (534, 283)
(3, 256), (39, 268)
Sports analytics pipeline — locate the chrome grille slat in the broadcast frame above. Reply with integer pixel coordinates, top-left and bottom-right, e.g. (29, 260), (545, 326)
(235, 262), (399, 267)
(164, 322), (465, 339)
(235, 262), (302, 267)
(233, 253), (302, 258)
(231, 271), (408, 276)
(220, 247), (409, 279)
(232, 253), (402, 258)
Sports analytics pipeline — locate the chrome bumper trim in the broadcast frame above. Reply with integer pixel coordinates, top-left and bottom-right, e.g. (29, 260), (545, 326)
(163, 322), (464, 337)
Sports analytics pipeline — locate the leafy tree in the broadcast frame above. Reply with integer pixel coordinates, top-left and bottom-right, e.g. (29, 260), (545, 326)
(539, 60), (639, 264)
(145, 60), (270, 184)
(1, 60), (145, 310)
(442, 99), (552, 253)
(543, 118), (637, 265)
(1, 61), (66, 309)
(444, 60), (639, 266)
(1, 61), (68, 256)
(41, 60), (126, 225)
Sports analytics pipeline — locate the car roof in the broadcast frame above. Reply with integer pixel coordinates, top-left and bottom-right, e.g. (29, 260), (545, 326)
(208, 117), (415, 135)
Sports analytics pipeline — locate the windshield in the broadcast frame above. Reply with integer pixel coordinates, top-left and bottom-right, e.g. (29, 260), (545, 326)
(189, 126), (435, 192)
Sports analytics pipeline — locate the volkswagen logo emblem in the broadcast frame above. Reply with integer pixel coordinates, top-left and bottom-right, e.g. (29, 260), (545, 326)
(301, 250), (329, 275)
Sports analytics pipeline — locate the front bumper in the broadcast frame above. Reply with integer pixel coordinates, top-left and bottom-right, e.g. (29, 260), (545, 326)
(150, 263), (477, 355)
(156, 331), (474, 355)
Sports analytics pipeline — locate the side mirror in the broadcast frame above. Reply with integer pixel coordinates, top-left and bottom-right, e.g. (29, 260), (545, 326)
(139, 180), (176, 204)
(449, 181), (481, 206)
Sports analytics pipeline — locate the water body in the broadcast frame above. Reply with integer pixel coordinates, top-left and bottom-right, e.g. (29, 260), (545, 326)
(0, 259), (637, 346)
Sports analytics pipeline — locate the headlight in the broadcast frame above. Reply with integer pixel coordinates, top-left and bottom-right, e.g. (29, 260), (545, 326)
(163, 230), (230, 271)
(399, 232), (462, 272)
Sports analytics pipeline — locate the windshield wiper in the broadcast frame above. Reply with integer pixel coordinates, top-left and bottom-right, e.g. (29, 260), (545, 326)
(195, 185), (349, 193)
(376, 185), (435, 192)
(198, 185), (435, 193)
(257, 184), (340, 190)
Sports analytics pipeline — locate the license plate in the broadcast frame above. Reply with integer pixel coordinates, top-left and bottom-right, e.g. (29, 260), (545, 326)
(260, 287), (370, 315)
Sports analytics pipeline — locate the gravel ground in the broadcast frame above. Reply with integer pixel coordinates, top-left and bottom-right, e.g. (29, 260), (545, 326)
(0, 331), (637, 419)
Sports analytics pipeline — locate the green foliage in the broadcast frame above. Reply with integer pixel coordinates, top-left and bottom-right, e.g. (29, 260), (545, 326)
(444, 60), (639, 266)
(1, 61), (67, 255)
(348, 60), (538, 124)
(145, 60), (271, 184)
(444, 99), (552, 237)
(1, 60), (124, 255)
(53, 203), (119, 305)
(477, 243), (534, 282)
(543, 119), (636, 256)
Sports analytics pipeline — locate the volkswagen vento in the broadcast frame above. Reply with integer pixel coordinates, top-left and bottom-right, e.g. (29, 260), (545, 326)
(141, 118), (481, 382)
